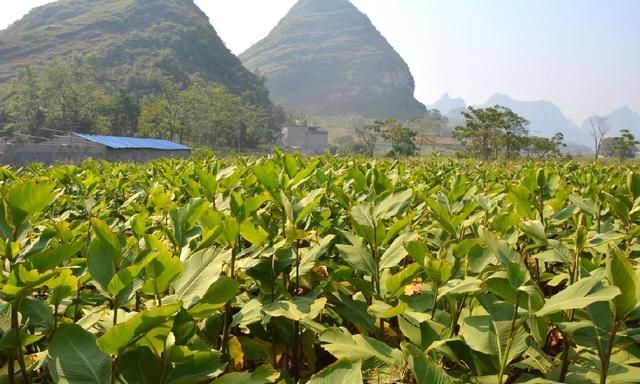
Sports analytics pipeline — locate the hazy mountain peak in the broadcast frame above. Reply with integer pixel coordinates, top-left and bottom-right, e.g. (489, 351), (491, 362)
(430, 93), (466, 115)
(481, 94), (585, 144)
(240, 0), (426, 119)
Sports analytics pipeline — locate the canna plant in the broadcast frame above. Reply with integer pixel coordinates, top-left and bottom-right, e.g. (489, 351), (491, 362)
(0, 155), (637, 384)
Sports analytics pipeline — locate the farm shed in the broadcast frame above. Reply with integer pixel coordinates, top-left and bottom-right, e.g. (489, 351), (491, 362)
(282, 125), (329, 154)
(0, 133), (191, 166)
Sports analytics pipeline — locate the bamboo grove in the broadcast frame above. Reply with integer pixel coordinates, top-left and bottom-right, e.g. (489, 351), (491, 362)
(0, 152), (638, 383)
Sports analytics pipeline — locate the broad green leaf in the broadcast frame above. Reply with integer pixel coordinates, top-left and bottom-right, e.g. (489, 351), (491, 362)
(262, 297), (326, 322)
(90, 218), (122, 264)
(117, 347), (164, 384)
(212, 365), (278, 384)
(374, 189), (413, 220)
(379, 232), (418, 270)
(536, 275), (620, 317)
(87, 239), (116, 294)
(606, 247), (638, 318)
(167, 346), (226, 384)
(171, 248), (223, 308)
(47, 325), (111, 384)
(519, 220), (546, 243)
(7, 181), (57, 226)
(307, 359), (363, 384)
(337, 244), (376, 278)
(188, 276), (240, 318)
(460, 302), (528, 367)
(27, 240), (82, 272)
(107, 252), (156, 296)
(402, 343), (452, 384)
(320, 327), (404, 368)
(97, 302), (182, 355)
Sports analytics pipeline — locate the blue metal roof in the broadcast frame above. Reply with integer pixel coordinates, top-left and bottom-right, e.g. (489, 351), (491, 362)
(74, 134), (190, 150)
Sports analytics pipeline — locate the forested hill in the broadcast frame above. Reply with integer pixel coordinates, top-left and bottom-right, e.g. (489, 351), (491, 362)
(240, 0), (426, 119)
(0, 0), (271, 107)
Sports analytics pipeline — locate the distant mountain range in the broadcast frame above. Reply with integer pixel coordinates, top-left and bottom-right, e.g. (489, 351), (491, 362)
(240, 0), (426, 119)
(429, 93), (466, 115)
(582, 106), (640, 138)
(438, 93), (639, 147)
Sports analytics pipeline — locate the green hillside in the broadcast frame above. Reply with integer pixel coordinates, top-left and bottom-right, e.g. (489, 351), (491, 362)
(0, 0), (270, 106)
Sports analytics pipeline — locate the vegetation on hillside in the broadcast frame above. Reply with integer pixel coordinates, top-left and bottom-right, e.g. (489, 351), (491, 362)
(0, 153), (638, 383)
(0, 0), (282, 142)
(0, 59), (285, 149)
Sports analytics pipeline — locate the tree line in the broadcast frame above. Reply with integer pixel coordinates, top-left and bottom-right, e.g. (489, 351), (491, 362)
(0, 58), (286, 149)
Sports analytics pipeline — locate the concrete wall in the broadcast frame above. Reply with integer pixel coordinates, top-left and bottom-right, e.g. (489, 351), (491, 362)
(282, 125), (329, 154)
(283, 126), (308, 148)
(0, 143), (190, 166)
(305, 131), (329, 154)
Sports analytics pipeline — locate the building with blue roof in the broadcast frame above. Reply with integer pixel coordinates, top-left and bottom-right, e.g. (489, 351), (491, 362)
(0, 133), (191, 166)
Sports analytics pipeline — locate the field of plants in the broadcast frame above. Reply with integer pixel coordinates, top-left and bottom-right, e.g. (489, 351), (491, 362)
(0, 152), (638, 384)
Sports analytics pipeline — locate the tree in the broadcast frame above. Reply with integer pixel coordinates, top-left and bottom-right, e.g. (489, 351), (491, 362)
(589, 116), (610, 163)
(524, 136), (564, 158)
(381, 120), (418, 157)
(603, 129), (639, 160)
(106, 89), (140, 137)
(355, 120), (384, 157)
(40, 58), (108, 133)
(453, 106), (529, 160)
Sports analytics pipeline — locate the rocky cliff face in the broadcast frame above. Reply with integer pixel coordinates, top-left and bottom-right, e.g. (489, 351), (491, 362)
(240, 0), (426, 119)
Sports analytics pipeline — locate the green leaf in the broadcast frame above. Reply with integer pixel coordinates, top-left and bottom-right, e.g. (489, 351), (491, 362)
(142, 243), (183, 296)
(96, 302), (182, 355)
(27, 240), (83, 272)
(606, 247), (638, 318)
(47, 325), (111, 384)
(320, 327), (404, 368)
(171, 248), (223, 308)
(536, 275), (620, 317)
(90, 218), (122, 264)
(7, 181), (57, 226)
(460, 302), (528, 367)
(211, 365), (279, 384)
(107, 252), (156, 296)
(167, 347), (226, 384)
(188, 276), (240, 319)
(519, 220), (546, 243)
(374, 189), (413, 220)
(307, 359), (363, 384)
(379, 232), (418, 270)
(117, 347), (164, 384)
(402, 343), (452, 384)
(87, 239), (116, 295)
(262, 297), (326, 322)
(337, 244), (376, 278)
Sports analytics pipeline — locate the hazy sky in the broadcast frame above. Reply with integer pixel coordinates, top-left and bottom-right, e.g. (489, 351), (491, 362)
(1, 0), (639, 123)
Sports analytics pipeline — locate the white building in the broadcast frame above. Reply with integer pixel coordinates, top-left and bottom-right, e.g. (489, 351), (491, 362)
(282, 125), (328, 154)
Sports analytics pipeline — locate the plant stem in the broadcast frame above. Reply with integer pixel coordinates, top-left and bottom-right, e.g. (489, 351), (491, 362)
(12, 303), (31, 384)
(222, 242), (238, 359)
(600, 321), (621, 384)
(498, 294), (520, 384)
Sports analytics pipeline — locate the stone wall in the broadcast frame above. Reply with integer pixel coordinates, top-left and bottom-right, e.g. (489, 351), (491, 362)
(0, 143), (190, 166)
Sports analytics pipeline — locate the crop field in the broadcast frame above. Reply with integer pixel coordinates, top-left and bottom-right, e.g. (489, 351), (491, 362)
(0, 152), (638, 384)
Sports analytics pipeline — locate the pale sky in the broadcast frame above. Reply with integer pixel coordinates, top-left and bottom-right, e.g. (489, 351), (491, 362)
(1, 0), (639, 124)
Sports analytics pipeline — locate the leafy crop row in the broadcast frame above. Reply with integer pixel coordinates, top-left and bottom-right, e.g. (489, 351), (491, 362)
(0, 153), (638, 383)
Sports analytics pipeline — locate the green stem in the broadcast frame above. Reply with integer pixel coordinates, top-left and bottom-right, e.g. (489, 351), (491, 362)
(498, 294), (520, 384)
(222, 243), (238, 359)
(600, 321), (622, 384)
(12, 303), (31, 384)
